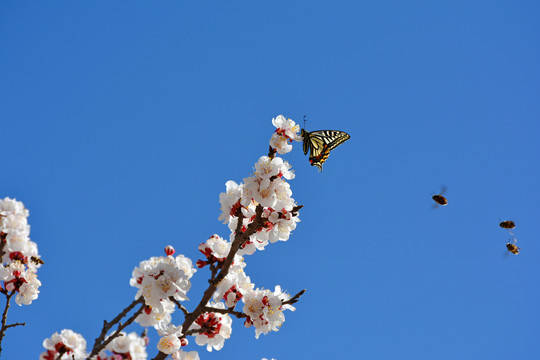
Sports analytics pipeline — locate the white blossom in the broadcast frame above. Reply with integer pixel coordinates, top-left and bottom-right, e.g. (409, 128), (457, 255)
(105, 332), (147, 360)
(271, 115), (301, 142)
(0, 261), (41, 305)
(135, 300), (174, 328)
(198, 234), (230, 262)
(190, 302), (232, 352)
(157, 334), (181, 355)
(218, 181), (244, 223)
(40, 329), (88, 360)
(242, 286), (294, 339)
(175, 349), (200, 360)
(130, 254), (195, 313)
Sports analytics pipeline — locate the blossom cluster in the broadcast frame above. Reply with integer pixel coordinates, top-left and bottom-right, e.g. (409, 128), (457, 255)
(243, 286), (296, 338)
(39, 329), (88, 360)
(0, 197), (42, 305)
(269, 115), (302, 154)
(218, 116), (302, 257)
(130, 248), (196, 328)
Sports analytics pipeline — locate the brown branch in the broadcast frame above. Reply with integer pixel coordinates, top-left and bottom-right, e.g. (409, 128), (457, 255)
(3, 322), (24, 330)
(152, 206), (266, 360)
(283, 289), (306, 306)
(87, 298), (144, 359)
(209, 262), (218, 281)
(0, 232), (6, 260)
(0, 291), (25, 356)
(268, 145), (277, 159)
(202, 306), (248, 319)
(169, 297), (190, 317)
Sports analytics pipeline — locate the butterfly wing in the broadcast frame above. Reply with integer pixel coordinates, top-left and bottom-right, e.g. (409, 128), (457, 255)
(309, 145), (331, 171)
(309, 130), (351, 151)
(302, 130), (350, 170)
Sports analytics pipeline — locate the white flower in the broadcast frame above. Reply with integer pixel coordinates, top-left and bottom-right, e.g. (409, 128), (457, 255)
(271, 115), (301, 142)
(105, 332), (147, 360)
(213, 267), (254, 308)
(130, 254), (195, 313)
(0, 261), (41, 305)
(218, 181), (244, 223)
(176, 349), (200, 360)
(269, 133), (292, 154)
(41, 329), (88, 360)
(157, 334), (181, 355)
(190, 303), (232, 352)
(0, 197), (29, 217)
(242, 286), (293, 339)
(199, 234), (230, 262)
(135, 300), (174, 328)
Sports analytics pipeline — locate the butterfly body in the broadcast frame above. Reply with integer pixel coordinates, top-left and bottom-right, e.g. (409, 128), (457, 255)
(301, 129), (350, 171)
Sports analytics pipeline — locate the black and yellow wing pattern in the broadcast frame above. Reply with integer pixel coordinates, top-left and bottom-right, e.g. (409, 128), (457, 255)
(301, 129), (350, 171)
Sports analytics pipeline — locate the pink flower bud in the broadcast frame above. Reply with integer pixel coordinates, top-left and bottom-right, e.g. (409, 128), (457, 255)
(164, 245), (175, 256)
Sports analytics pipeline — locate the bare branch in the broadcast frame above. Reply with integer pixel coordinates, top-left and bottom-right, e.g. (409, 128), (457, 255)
(283, 289), (306, 306)
(87, 298), (145, 359)
(169, 297), (190, 317)
(0, 291), (25, 356)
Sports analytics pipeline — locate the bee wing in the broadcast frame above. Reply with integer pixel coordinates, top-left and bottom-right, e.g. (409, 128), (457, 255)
(440, 185), (447, 195)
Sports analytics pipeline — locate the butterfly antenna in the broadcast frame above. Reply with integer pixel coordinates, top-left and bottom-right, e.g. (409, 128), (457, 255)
(303, 115), (307, 129)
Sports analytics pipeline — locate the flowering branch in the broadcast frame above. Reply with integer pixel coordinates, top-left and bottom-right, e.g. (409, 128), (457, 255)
(39, 115), (306, 360)
(87, 297), (145, 359)
(282, 289), (306, 306)
(182, 205), (263, 332)
(0, 291), (25, 356)
(202, 306), (248, 319)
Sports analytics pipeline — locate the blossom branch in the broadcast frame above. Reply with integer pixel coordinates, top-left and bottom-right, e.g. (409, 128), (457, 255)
(169, 297), (190, 318)
(0, 231), (6, 260)
(283, 289), (306, 306)
(185, 328), (205, 336)
(88, 297), (145, 359)
(209, 262), (218, 280)
(202, 306), (248, 319)
(152, 206), (266, 360)
(0, 291), (25, 356)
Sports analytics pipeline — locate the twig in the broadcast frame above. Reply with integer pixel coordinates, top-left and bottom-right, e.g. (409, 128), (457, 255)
(0, 291), (25, 356)
(169, 297), (190, 317)
(185, 328), (205, 336)
(283, 289), (306, 306)
(268, 145), (277, 159)
(0, 231), (6, 260)
(202, 306), (248, 319)
(87, 298), (144, 359)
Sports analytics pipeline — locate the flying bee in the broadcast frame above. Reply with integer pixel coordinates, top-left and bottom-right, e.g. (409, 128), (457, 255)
(499, 220), (515, 230)
(506, 239), (520, 255)
(432, 186), (448, 207)
(30, 256), (44, 265)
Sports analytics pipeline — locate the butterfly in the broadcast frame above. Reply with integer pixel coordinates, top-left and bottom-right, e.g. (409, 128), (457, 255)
(301, 129), (351, 171)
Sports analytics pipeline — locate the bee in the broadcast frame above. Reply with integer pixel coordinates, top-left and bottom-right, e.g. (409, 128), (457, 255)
(432, 186), (448, 207)
(506, 239), (520, 255)
(30, 256), (44, 265)
(499, 220), (515, 230)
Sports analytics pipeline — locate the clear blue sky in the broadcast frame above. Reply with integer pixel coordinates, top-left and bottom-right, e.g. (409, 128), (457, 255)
(1, 1), (539, 359)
